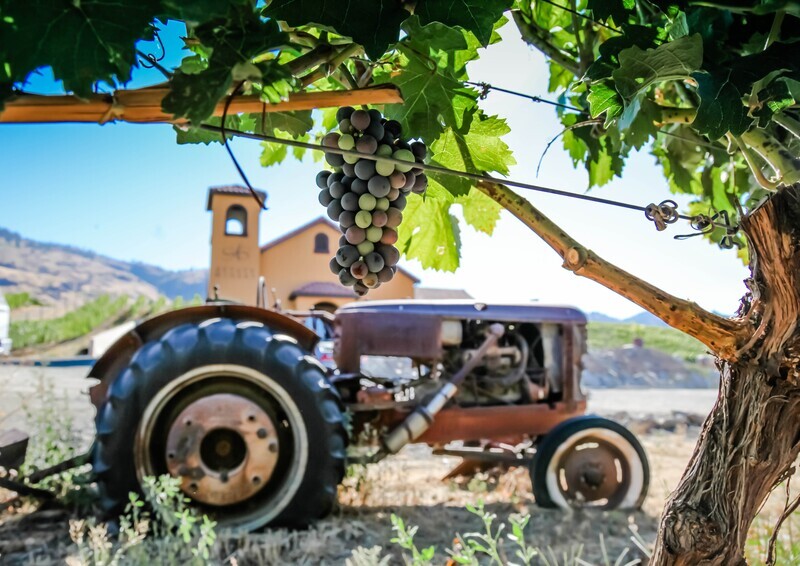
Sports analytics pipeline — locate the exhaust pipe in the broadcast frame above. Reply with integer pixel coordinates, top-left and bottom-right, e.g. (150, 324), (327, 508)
(382, 324), (505, 454)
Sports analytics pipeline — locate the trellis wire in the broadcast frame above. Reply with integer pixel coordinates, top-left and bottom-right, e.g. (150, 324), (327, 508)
(199, 122), (736, 239)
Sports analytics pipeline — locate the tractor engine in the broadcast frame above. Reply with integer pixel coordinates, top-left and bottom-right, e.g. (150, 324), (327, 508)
(439, 320), (549, 405)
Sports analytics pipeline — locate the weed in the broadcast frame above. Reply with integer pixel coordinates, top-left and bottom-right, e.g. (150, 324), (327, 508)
(68, 475), (217, 566)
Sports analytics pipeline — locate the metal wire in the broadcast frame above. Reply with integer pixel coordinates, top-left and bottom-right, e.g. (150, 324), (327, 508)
(199, 122), (737, 236)
(219, 84), (267, 209)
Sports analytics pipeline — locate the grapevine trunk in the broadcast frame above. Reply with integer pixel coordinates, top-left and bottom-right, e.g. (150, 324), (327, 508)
(651, 183), (800, 564)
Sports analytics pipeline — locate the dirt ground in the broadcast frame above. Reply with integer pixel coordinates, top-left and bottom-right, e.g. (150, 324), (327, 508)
(0, 365), (722, 564)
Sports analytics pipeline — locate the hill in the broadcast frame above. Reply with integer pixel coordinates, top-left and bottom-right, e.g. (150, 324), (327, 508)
(0, 228), (207, 307)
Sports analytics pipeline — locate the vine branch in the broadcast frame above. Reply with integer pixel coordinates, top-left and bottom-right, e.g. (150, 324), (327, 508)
(512, 10), (581, 77)
(475, 179), (747, 359)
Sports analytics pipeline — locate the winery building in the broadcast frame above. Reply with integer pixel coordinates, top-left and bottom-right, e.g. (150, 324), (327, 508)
(207, 185), (419, 310)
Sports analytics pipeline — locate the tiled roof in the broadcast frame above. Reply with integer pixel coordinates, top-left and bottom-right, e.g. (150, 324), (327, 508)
(289, 281), (358, 299)
(206, 185), (267, 210)
(414, 287), (472, 300)
(260, 217), (339, 251)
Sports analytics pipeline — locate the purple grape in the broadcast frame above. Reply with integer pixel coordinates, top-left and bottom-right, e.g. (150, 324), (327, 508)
(341, 191), (360, 211)
(356, 135), (378, 155)
(384, 120), (402, 138)
(336, 106), (355, 122)
(322, 133), (340, 148)
(327, 200), (343, 221)
(350, 110), (371, 131)
(354, 159), (376, 180)
(329, 256), (342, 275)
(329, 182), (347, 199)
(368, 175), (391, 198)
(411, 141), (427, 159)
(325, 152), (345, 167)
(351, 178), (368, 195)
(336, 245), (360, 268)
(339, 268), (357, 287)
(412, 173), (428, 194)
(364, 252), (385, 273)
(318, 189), (333, 207)
(316, 170), (331, 188)
(342, 162), (356, 178)
(339, 210), (356, 229)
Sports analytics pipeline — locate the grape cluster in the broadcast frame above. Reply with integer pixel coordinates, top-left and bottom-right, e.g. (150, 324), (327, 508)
(317, 106), (427, 296)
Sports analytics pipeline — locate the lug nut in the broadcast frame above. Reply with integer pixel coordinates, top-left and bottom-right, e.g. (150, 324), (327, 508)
(268, 441), (278, 453)
(189, 482), (198, 491)
(252, 476), (261, 485)
(220, 471), (229, 483)
(257, 428), (268, 439)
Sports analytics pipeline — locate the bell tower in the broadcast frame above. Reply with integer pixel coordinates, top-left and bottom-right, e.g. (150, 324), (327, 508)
(207, 185), (266, 305)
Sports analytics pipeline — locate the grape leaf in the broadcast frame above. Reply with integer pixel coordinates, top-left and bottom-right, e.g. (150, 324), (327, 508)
(612, 34), (703, 100)
(262, 0), (409, 59)
(1, 0), (161, 97)
(252, 110), (313, 137)
(588, 0), (635, 23)
(415, 0), (512, 46)
(397, 193), (462, 271)
(457, 189), (502, 235)
(587, 82), (623, 125)
(692, 71), (752, 140)
(376, 47), (479, 141)
(162, 11), (289, 123)
(428, 113), (516, 197)
(623, 97), (660, 149)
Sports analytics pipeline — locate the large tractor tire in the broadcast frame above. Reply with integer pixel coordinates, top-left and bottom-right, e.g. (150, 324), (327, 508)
(92, 317), (347, 532)
(530, 416), (649, 510)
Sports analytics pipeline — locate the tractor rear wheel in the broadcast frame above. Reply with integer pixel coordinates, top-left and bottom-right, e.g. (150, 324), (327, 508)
(92, 317), (347, 532)
(530, 416), (649, 510)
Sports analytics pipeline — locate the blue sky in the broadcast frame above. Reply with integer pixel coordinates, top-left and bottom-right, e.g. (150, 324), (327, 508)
(0, 20), (749, 318)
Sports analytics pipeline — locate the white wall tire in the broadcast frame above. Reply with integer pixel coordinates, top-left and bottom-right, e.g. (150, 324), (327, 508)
(531, 416), (649, 510)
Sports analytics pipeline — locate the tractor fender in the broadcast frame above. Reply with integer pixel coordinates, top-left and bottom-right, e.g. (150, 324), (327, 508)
(87, 304), (319, 408)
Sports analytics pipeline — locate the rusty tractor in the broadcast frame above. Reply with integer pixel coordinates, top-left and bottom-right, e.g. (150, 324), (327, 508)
(1, 299), (649, 531)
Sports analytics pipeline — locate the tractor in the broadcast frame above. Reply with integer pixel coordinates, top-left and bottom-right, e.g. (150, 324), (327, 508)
(4, 299), (649, 532)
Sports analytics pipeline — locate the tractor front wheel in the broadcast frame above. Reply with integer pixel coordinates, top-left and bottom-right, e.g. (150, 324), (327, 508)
(92, 317), (346, 532)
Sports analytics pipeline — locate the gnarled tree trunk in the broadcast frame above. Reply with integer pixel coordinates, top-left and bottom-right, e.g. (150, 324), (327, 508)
(652, 183), (800, 564)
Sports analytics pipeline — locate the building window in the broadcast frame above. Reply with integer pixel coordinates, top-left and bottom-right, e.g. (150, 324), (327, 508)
(314, 233), (329, 254)
(225, 205), (247, 236)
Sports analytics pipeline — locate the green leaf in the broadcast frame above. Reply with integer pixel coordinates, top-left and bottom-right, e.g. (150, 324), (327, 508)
(262, 0), (410, 59)
(692, 71), (752, 140)
(397, 193), (462, 271)
(588, 0), (635, 23)
(624, 97), (660, 149)
(260, 139), (289, 167)
(587, 82), (623, 125)
(415, 0), (512, 46)
(429, 113), (516, 197)
(612, 34), (703, 100)
(162, 9), (290, 124)
(252, 110), (313, 137)
(377, 47), (479, 141)
(457, 189), (502, 235)
(1, 0), (161, 97)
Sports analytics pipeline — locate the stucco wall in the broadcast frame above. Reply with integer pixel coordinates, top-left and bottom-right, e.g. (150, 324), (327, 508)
(208, 194), (263, 304)
(260, 220), (416, 308)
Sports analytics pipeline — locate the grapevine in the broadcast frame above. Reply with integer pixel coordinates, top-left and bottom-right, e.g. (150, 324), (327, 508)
(317, 106), (428, 296)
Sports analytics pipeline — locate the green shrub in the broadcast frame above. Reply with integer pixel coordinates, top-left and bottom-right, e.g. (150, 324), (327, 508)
(5, 292), (43, 309)
(587, 322), (707, 360)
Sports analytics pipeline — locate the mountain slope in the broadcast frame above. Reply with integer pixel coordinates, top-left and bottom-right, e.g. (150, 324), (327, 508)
(0, 228), (207, 305)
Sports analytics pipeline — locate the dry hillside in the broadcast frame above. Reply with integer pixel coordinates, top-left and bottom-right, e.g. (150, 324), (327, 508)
(0, 228), (207, 310)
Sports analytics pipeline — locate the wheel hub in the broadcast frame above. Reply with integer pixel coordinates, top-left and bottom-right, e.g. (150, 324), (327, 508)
(560, 441), (624, 503)
(164, 393), (279, 506)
